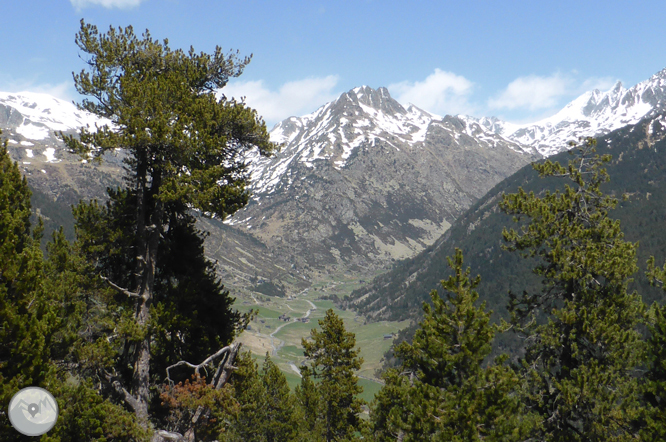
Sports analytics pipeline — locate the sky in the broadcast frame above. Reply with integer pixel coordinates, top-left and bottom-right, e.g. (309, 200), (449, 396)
(2, 1), (666, 128)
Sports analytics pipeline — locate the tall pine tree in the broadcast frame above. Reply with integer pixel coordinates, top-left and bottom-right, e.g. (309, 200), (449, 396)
(500, 138), (645, 441)
(371, 248), (533, 441)
(224, 352), (299, 442)
(261, 354), (299, 442)
(60, 20), (275, 429)
(300, 309), (365, 442)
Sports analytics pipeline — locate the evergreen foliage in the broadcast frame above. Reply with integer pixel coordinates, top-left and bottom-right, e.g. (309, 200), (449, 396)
(371, 248), (532, 441)
(0, 133), (58, 440)
(224, 352), (299, 442)
(43, 380), (149, 442)
(56, 19), (275, 428)
(261, 354), (300, 442)
(500, 138), (646, 441)
(300, 309), (365, 442)
(294, 371), (323, 440)
(643, 260), (666, 440)
(71, 191), (244, 390)
(0, 131), (148, 441)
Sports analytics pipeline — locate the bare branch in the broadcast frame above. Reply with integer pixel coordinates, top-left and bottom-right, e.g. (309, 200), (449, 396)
(101, 275), (142, 299)
(165, 343), (240, 385)
(164, 343), (242, 442)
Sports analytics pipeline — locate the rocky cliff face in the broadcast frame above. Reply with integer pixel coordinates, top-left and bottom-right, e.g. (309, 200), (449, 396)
(217, 87), (538, 286)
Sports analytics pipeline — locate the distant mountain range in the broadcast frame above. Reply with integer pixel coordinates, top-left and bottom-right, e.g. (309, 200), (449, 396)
(2, 68), (666, 294)
(222, 86), (536, 283)
(467, 68), (666, 156)
(346, 111), (666, 332)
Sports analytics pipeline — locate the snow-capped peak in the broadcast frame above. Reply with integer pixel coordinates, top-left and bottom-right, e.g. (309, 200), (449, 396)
(247, 86), (535, 198)
(0, 91), (110, 141)
(472, 68), (666, 156)
(250, 86), (439, 195)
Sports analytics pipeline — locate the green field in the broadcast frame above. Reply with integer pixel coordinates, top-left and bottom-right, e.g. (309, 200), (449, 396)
(234, 272), (410, 402)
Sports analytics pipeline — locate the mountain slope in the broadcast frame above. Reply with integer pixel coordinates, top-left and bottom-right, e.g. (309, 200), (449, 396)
(0, 91), (111, 144)
(217, 86), (538, 283)
(5, 69), (666, 297)
(346, 111), (666, 325)
(0, 92), (122, 239)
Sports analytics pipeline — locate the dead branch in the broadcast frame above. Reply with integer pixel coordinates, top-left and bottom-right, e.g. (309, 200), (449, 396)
(100, 275), (142, 299)
(165, 343), (240, 385)
(177, 343), (242, 442)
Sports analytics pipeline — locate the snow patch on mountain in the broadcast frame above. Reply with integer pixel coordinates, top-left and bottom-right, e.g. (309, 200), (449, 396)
(248, 86), (531, 197)
(0, 91), (111, 141)
(464, 68), (666, 156)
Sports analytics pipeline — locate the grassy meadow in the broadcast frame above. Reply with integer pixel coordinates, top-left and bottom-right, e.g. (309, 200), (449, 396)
(232, 271), (411, 404)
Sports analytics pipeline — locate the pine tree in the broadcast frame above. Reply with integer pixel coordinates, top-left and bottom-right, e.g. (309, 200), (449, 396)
(224, 352), (268, 441)
(499, 138), (645, 441)
(72, 190), (244, 384)
(368, 367), (410, 442)
(371, 248), (533, 441)
(642, 259), (666, 441)
(0, 130), (147, 441)
(301, 309), (365, 442)
(261, 355), (299, 442)
(294, 370), (323, 441)
(60, 20), (275, 427)
(0, 133), (59, 440)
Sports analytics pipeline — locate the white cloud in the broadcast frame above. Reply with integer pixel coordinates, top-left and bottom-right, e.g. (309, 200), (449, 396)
(488, 73), (573, 111)
(388, 69), (475, 116)
(221, 75), (340, 127)
(70, 0), (145, 10)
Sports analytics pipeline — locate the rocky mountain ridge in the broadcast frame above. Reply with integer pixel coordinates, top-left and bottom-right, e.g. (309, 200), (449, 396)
(345, 109), (666, 331)
(3, 68), (666, 294)
(222, 86), (538, 285)
(245, 86), (538, 196)
(466, 68), (666, 156)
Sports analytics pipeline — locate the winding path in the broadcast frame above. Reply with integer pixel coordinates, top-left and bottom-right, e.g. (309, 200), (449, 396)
(267, 297), (317, 356)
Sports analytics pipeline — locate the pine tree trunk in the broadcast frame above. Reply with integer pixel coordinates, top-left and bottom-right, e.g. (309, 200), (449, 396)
(131, 168), (163, 426)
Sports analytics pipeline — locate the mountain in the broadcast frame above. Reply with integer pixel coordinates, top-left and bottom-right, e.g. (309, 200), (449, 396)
(465, 68), (666, 156)
(215, 86), (538, 286)
(0, 91), (123, 238)
(4, 68), (666, 295)
(346, 111), (666, 331)
(0, 91), (110, 141)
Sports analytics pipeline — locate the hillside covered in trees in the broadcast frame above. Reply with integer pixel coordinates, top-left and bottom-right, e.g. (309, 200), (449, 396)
(348, 112), (666, 324)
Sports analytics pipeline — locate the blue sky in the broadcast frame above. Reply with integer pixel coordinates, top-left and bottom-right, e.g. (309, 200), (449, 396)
(2, 0), (665, 127)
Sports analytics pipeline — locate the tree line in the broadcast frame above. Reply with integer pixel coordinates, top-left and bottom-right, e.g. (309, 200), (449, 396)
(1, 21), (665, 441)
